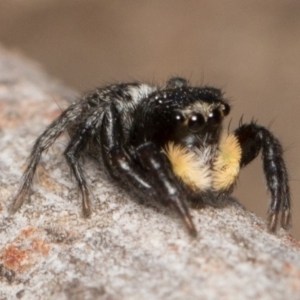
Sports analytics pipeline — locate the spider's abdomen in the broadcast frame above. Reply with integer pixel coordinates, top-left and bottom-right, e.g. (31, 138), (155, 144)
(83, 82), (157, 127)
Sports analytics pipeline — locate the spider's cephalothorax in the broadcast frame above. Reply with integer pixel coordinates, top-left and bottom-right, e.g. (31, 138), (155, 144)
(11, 77), (291, 235)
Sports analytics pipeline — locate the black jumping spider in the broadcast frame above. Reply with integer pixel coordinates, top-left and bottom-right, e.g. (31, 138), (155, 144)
(11, 77), (291, 235)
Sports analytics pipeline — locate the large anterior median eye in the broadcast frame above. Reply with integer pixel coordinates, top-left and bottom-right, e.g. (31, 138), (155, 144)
(188, 113), (205, 132)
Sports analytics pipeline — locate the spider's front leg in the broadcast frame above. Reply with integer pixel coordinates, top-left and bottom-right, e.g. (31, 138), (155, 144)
(234, 122), (291, 232)
(100, 104), (197, 235)
(135, 142), (196, 235)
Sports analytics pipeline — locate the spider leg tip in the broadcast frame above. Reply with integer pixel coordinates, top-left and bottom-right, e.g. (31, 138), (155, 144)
(267, 213), (278, 233)
(9, 191), (27, 215)
(281, 209), (292, 231)
(82, 208), (92, 218)
(184, 215), (197, 237)
(8, 206), (18, 215)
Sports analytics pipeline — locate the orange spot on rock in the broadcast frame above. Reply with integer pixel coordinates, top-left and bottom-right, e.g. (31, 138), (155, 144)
(2, 231), (50, 272)
(2, 245), (28, 271)
(21, 227), (36, 237)
(32, 239), (50, 255)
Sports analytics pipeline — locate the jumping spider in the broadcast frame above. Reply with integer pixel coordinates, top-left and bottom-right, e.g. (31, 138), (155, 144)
(11, 77), (291, 235)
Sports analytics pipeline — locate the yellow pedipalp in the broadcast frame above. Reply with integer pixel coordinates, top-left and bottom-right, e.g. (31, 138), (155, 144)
(213, 134), (242, 191)
(164, 142), (211, 191)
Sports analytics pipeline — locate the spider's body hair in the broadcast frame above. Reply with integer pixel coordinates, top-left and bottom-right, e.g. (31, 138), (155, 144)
(165, 134), (242, 193)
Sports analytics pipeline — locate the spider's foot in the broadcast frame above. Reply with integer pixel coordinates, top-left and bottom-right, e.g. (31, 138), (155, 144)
(267, 213), (278, 233)
(184, 215), (197, 236)
(281, 208), (292, 231)
(81, 190), (92, 218)
(9, 188), (28, 214)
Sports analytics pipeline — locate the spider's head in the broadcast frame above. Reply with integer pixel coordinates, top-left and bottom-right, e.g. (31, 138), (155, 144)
(131, 78), (230, 148)
(158, 78), (230, 148)
(171, 92), (230, 147)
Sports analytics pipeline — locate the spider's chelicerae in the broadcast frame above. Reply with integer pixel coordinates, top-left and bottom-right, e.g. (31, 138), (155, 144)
(11, 77), (291, 235)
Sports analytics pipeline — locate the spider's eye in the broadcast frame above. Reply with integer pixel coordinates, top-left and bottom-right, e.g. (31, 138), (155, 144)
(174, 112), (185, 123)
(188, 114), (205, 132)
(207, 109), (222, 125)
(221, 103), (230, 116)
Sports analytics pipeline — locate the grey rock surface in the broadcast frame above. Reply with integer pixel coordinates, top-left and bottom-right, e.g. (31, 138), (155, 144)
(0, 46), (300, 300)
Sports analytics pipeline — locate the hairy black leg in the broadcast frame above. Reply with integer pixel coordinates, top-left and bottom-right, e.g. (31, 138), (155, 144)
(101, 105), (196, 235)
(136, 143), (196, 235)
(64, 129), (91, 217)
(63, 106), (109, 217)
(234, 122), (291, 232)
(100, 105), (163, 196)
(10, 102), (84, 214)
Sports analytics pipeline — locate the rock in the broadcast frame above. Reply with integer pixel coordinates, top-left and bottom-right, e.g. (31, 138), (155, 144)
(0, 46), (300, 300)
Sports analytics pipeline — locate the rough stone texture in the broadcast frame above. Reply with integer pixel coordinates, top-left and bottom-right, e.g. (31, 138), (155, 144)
(0, 47), (300, 300)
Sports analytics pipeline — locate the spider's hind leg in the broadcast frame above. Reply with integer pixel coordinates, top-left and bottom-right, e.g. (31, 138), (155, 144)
(64, 129), (92, 217)
(63, 106), (108, 217)
(10, 102), (85, 214)
(234, 122), (291, 232)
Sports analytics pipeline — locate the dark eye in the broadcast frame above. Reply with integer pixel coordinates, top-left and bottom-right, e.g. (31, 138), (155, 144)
(207, 109), (222, 125)
(174, 112), (185, 124)
(221, 103), (230, 116)
(188, 114), (205, 132)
